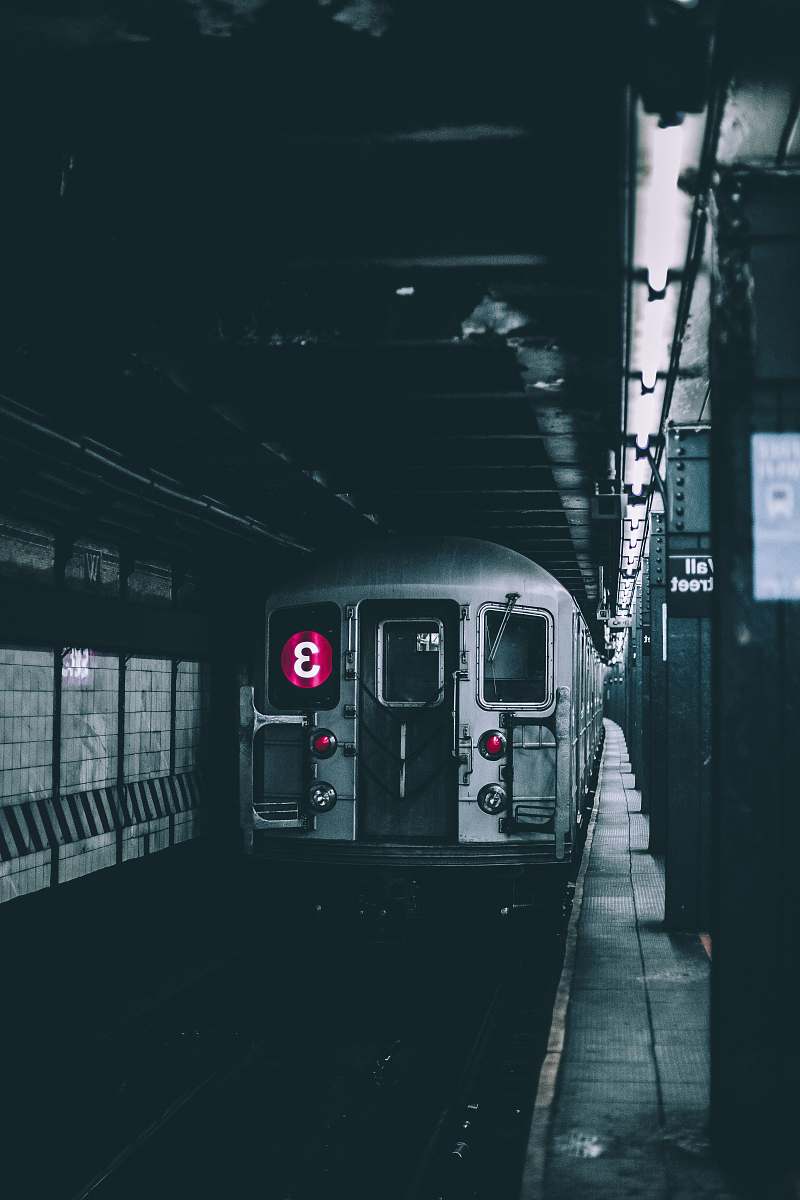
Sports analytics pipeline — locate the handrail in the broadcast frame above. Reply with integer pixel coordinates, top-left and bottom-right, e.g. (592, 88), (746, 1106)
(451, 669), (461, 760)
(239, 686), (309, 843)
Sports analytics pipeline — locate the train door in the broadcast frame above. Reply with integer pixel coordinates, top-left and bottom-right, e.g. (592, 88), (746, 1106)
(357, 600), (459, 840)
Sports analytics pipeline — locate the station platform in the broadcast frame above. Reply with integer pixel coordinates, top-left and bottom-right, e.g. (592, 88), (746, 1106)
(524, 721), (735, 1199)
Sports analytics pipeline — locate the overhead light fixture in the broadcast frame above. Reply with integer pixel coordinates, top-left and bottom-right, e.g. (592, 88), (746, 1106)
(396, 285), (415, 296)
(644, 121), (684, 294)
(640, 294), (669, 389)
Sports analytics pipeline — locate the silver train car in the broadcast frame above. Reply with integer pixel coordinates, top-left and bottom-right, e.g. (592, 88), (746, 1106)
(240, 537), (605, 874)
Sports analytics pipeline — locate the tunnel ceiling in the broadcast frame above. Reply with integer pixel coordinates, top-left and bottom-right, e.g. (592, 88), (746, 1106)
(0, 0), (631, 615)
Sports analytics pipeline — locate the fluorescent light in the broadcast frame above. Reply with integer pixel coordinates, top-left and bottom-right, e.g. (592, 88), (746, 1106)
(640, 296), (669, 390)
(644, 122), (684, 293)
(628, 386), (661, 447)
(396, 285), (415, 296)
(626, 450), (652, 493)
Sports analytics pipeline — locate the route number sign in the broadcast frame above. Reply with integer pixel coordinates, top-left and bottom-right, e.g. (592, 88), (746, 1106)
(280, 630), (333, 689)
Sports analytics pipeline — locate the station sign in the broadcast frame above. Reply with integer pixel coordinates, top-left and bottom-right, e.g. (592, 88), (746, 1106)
(667, 555), (713, 617)
(752, 433), (800, 600)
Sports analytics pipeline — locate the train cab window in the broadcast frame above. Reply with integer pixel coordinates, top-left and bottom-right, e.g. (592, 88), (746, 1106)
(377, 619), (444, 707)
(479, 605), (552, 708)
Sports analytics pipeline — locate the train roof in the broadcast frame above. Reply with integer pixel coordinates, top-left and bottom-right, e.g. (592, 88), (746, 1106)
(266, 536), (577, 608)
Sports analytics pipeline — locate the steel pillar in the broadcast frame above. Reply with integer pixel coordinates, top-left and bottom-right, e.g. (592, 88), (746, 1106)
(710, 168), (800, 1171)
(647, 511), (668, 852)
(664, 424), (712, 930)
(628, 571), (643, 783)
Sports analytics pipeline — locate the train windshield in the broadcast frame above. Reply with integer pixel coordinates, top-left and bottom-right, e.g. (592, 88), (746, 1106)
(377, 618), (444, 707)
(481, 608), (549, 705)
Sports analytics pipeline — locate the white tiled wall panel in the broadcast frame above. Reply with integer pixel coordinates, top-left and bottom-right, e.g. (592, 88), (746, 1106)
(0, 519), (55, 582)
(0, 643), (208, 905)
(0, 849), (51, 903)
(175, 661), (208, 772)
(0, 649), (54, 804)
(121, 817), (172, 861)
(59, 833), (117, 883)
(60, 653), (119, 794)
(173, 810), (198, 844)
(124, 657), (171, 782)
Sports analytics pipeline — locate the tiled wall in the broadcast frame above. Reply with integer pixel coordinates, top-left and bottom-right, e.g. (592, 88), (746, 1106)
(60, 653), (119, 794)
(0, 515), (199, 603)
(124, 657), (171, 783)
(0, 646), (209, 905)
(0, 519), (55, 581)
(0, 649), (54, 804)
(175, 661), (208, 772)
(0, 849), (51, 904)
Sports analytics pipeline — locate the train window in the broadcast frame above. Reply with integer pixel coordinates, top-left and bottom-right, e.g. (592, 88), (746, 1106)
(479, 605), (552, 708)
(268, 602), (341, 710)
(377, 619), (444, 707)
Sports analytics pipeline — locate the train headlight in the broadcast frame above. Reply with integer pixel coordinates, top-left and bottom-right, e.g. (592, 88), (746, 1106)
(477, 784), (507, 815)
(310, 729), (338, 759)
(308, 782), (337, 812)
(478, 730), (507, 761)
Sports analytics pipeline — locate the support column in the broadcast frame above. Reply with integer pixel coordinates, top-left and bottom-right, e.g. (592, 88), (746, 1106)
(604, 661), (624, 727)
(664, 423), (712, 930)
(711, 168), (800, 1171)
(639, 543), (652, 811)
(648, 510), (668, 853)
(628, 572), (643, 782)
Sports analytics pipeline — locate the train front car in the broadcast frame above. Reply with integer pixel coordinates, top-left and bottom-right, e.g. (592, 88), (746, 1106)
(240, 538), (603, 910)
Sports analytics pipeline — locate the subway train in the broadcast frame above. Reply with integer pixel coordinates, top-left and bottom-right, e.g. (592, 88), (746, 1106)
(239, 538), (605, 906)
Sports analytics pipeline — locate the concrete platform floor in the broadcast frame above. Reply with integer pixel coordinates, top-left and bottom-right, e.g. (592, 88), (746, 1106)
(527, 720), (735, 1200)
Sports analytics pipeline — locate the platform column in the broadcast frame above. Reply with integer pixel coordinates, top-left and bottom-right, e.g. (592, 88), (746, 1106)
(639, 548), (651, 810)
(647, 510), (668, 852)
(637, 560), (652, 808)
(710, 168), (800, 1170)
(604, 661), (624, 726)
(664, 423), (712, 930)
(628, 572), (643, 784)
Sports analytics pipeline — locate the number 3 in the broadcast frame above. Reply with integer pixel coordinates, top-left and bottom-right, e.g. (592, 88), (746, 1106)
(294, 640), (321, 679)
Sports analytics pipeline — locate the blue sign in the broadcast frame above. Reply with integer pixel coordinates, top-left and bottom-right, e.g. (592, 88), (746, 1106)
(752, 433), (800, 600)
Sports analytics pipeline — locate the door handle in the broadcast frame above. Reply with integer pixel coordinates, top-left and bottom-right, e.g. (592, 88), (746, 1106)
(451, 669), (461, 759)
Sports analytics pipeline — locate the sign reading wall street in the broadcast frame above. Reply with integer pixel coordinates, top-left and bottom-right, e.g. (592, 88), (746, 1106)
(752, 433), (800, 601)
(667, 555), (714, 617)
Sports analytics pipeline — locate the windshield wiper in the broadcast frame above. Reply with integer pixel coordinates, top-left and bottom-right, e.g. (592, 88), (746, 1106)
(487, 591), (520, 664)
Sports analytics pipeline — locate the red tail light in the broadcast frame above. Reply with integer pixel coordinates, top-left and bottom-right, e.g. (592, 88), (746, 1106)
(310, 729), (338, 759)
(478, 730), (507, 760)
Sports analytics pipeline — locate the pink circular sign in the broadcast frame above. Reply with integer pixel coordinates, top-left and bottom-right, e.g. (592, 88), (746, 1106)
(280, 630), (334, 689)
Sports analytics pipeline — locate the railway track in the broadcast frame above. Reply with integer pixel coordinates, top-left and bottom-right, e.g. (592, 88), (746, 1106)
(33, 781), (599, 1200)
(9, 763), (597, 1200)
(50, 886), (574, 1200)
